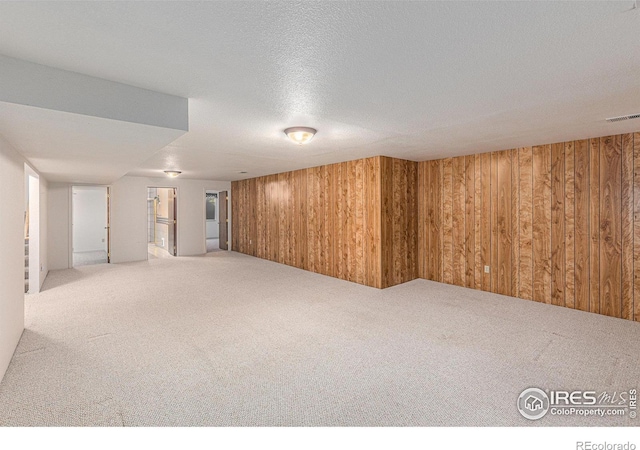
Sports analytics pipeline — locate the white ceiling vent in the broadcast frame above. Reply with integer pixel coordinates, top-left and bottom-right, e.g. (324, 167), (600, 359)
(606, 113), (640, 123)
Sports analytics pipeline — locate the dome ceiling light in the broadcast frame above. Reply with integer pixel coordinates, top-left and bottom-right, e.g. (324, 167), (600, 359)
(284, 127), (317, 145)
(164, 170), (182, 178)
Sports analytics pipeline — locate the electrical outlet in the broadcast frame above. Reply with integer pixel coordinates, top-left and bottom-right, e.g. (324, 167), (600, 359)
(102, 238), (105, 242)
(484, 265), (490, 273)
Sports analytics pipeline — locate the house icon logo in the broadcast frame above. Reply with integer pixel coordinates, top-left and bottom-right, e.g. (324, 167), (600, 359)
(525, 395), (543, 411)
(518, 388), (550, 420)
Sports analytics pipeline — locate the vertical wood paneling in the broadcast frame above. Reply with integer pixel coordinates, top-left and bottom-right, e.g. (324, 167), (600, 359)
(622, 133), (634, 320)
(334, 163), (346, 281)
(574, 139), (590, 312)
(473, 154), (482, 289)
(248, 178), (257, 256)
(235, 180), (242, 253)
(589, 138), (601, 315)
(418, 161), (427, 280)
(565, 141), (575, 309)
(233, 156), (400, 288)
(354, 159), (364, 283)
(407, 160), (419, 282)
(490, 152), (499, 292)
(256, 176), (267, 259)
(392, 159), (405, 284)
(511, 149), (519, 298)
(365, 157), (381, 288)
(295, 169), (308, 270)
(268, 175), (280, 263)
(497, 150), (512, 296)
(465, 156), (475, 288)
(235, 130), (640, 321)
(634, 132), (640, 322)
(306, 169), (318, 272)
(380, 157), (393, 287)
(429, 160), (443, 282)
(480, 152), (491, 291)
(551, 142), (565, 306)
(532, 145), (551, 303)
(518, 147), (533, 300)
(442, 158), (453, 285)
(278, 173), (288, 265)
(452, 156), (466, 287)
(380, 157), (418, 287)
(323, 165), (335, 278)
(231, 182), (239, 251)
(599, 135), (622, 318)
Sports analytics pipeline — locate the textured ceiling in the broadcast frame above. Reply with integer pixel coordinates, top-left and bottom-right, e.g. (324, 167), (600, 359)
(0, 1), (639, 181)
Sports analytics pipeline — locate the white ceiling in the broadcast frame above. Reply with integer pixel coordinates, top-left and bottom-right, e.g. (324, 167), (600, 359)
(0, 1), (639, 182)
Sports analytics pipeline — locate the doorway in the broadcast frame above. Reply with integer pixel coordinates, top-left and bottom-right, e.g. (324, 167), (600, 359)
(147, 187), (177, 259)
(205, 191), (220, 252)
(24, 165), (40, 293)
(219, 190), (228, 251)
(72, 186), (109, 267)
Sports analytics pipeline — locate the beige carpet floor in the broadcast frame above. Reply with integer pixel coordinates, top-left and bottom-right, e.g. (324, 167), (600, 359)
(1, 251), (639, 426)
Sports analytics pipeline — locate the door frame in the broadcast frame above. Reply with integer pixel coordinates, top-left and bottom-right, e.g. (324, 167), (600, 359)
(24, 164), (40, 293)
(70, 185), (111, 267)
(147, 186), (179, 258)
(203, 188), (223, 253)
(219, 190), (229, 251)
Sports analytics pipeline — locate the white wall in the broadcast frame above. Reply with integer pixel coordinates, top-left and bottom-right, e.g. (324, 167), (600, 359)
(49, 176), (231, 266)
(72, 186), (107, 253)
(0, 137), (25, 382)
(47, 183), (71, 270)
(110, 176), (230, 263)
(0, 54), (188, 132)
(39, 175), (48, 289)
(28, 174), (40, 292)
(0, 135), (49, 382)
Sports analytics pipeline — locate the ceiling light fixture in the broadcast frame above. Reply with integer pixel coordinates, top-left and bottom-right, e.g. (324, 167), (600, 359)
(284, 127), (317, 145)
(164, 170), (182, 178)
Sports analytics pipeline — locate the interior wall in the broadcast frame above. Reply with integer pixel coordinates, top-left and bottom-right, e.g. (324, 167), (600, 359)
(48, 177), (230, 267)
(47, 183), (71, 270)
(72, 186), (107, 253)
(110, 176), (230, 263)
(0, 137), (25, 381)
(39, 175), (48, 289)
(0, 136), (49, 382)
(417, 131), (640, 322)
(28, 175), (40, 291)
(231, 156), (418, 288)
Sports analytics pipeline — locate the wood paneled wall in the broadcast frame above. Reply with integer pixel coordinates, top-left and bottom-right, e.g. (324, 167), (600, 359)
(418, 132), (640, 322)
(381, 157), (418, 287)
(232, 156), (418, 288)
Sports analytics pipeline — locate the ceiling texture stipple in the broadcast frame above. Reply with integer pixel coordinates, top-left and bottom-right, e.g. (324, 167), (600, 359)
(0, 1), (639, 182)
